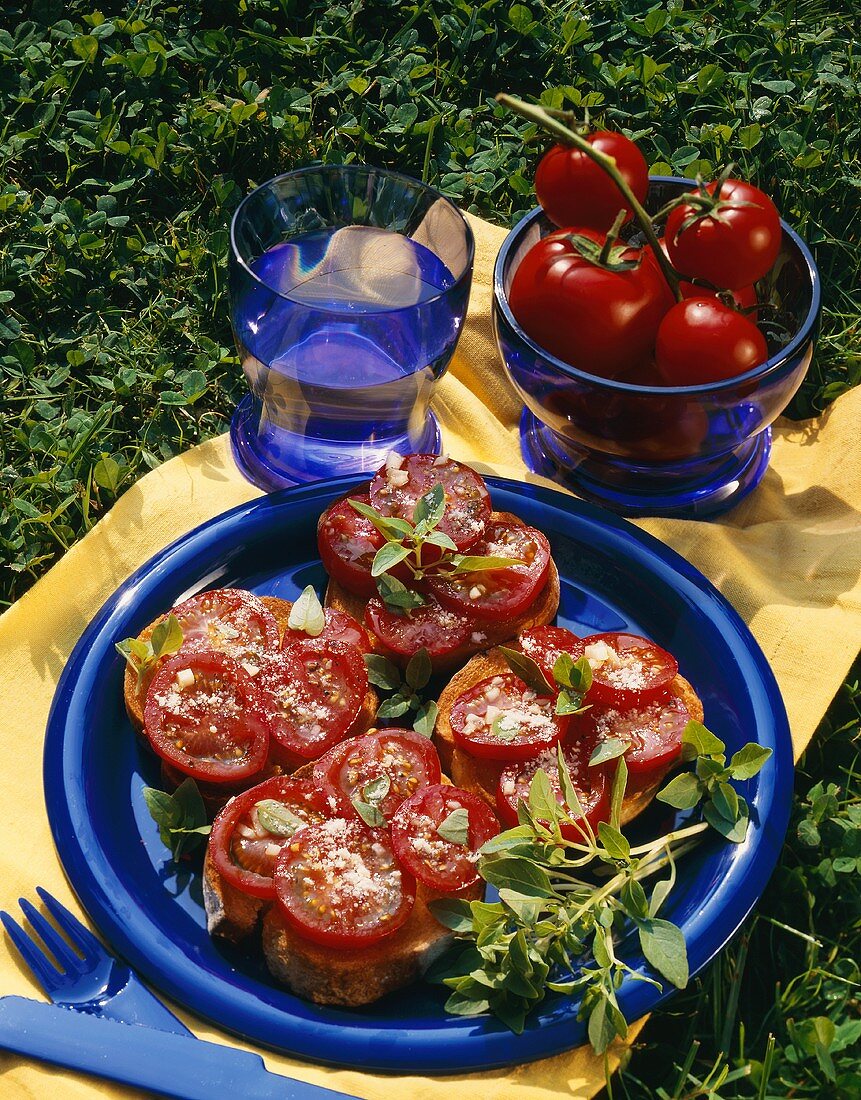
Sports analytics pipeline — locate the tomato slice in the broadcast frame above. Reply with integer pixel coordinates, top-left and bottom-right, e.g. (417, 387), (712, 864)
(144, 651), (271, 783)
(281, 607), (371, 656)
(519, 625), (585, 683)
(390, 784), (498, 893)
(427, 522), (551, 623)
(496, 741), (609, 836)
(313, 728), (442, 821)
(449, 673), (569, 761)
(256, 639), (368, 763)
(210, 775), (331, 899)
(580, 632), (679, 709)
(583, 693), (691, 775)
(171, 588), (281, 668)
(273, 818), (416, 947)
(317, 493), (385, 598)
(369, 454), (490, 551)
(364, 596), (473, 660)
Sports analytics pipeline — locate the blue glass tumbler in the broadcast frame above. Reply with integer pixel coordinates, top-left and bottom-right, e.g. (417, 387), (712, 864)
(229, 165), (474, 490)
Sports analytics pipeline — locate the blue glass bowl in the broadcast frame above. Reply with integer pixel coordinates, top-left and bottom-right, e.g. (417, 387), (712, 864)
(493, 177), (821, 518)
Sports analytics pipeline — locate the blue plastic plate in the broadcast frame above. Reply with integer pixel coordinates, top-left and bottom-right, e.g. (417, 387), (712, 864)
(44, 476), (792, 1073)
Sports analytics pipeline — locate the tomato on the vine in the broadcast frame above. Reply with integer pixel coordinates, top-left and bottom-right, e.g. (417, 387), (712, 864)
(655, 298), (769, 386)
(508, 229), (672, 379)
(665, 179), (781, 289)
(535, 134), (649, 232)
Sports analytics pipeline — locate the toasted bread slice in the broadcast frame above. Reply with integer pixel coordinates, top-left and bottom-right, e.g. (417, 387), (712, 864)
(434, 647), (704, 826)
(123, 595), (378, 765)
(325, 511), (560, 676)
(261, 878), (479, 1007)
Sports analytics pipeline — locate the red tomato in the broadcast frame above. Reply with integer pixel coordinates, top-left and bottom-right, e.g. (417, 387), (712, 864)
(144, 650), (271, 784)
(665, 178), (781, 288)
(281, 607), (371, 656)
(369, 454), (491, 552)
(583, 693), (691, 775)
(655, 298), (769, 386)
(534, 134), (649, 232)
(449, 673), (569, 761)
(655, 237), (757, 316)
(580, 632), (679, 710)
(519, 625), (585, 684)
(390, 785), (499, 893)
(317, 493), (385, 598)
(508, 229), (672, 379)
(209, 775), (331, 899)
(171, 588), (280, 667)
(364, 596), (472, 660)
(255, 639), (368, 764)
(273, 818), (416, 947)
(313, 728), (442, 821)
(496, 739), (609, 836)
(427, 522), (551, 623)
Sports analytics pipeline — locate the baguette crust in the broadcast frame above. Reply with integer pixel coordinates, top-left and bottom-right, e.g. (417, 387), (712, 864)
(434, 646), (704, 826)
(325, 510), (560, 676)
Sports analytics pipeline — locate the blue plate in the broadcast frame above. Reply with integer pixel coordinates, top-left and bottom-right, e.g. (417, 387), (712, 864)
(44, 477), (792, 1074)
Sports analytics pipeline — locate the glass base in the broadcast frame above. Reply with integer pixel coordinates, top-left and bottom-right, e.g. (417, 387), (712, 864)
(230, 394), (442, 492)
(520, 409), (772, 519)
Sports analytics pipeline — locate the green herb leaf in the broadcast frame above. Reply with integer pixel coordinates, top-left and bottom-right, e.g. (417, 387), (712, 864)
(681, 720), (725, 759)
(556, 745), (586, 821)
(376, 573), (427, 612)
(352, 797), (386, 827)
(598, 822), (631, 862)
(553, 653), (593, 694)
(490, 714), (520, 742)
(587, 993), (625, 1054)
(405, 646), (433, 690)
(116, 614), (183, 684)
(555, 689), (588, 716)
(589, 737), (629, 767)
(412, 699), (439, 738)
(498, 645), (554, 694)
(143, 779), (209, 860)
(710, 779), (740, 822)
(656, 771), (703, 810)
(149, 614), (184, 659)
(479, 856), (557, 898)
(609, 755), (628, 830)
(437, 807), (470, 845)
(704, 794), (750, 843)
(498, 889), (543, 923)
(528, 767), (560, 825)
(451, 554), (521, 573)
(363, 653), (402, 692)
(413, 483), (445, 529)
(423, 530), (459, 551)
(428, 897), (474, 933)
(348, 498), (414, 542)
(376, 694), (411, 719)
(371, 541), (411, 577)
(286, 585), (326, 637)
(255, 799), (305, 838)
(728, 743), (773, 779)
(638, 918), (689, 988)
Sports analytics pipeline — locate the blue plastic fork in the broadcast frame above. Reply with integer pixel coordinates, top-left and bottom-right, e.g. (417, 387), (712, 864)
(1, 887), (191, 1034)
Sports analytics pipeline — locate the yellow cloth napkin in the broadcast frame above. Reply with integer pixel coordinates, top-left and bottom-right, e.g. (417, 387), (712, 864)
(1, 213), (860, 1099)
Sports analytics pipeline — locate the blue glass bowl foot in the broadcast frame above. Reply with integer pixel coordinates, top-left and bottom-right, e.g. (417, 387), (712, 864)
(520, 409), (772, 519)
(230, 394), (442, 491)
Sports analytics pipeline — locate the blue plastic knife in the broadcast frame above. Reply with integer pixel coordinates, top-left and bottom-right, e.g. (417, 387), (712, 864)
(0, 996), (358, 1100)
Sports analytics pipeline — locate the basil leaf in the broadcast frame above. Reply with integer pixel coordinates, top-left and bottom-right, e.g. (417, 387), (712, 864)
(491, 714), (520, 742)
(150, 613), (184, 660)
(437, 807), (470, 845)
(556, 744), (585, 820)
(427, 897), (474, 933)
(609, 755), (628, 830)
(528, 768), (560, 824)
(348, 497), (414, 541)
(450, 554), (521, 573)
(363, 653), (402, 691)
(597, 822), (631, 861)
(143, 780), (210, 860)
(371, 541), (411, 577)
(376, 694), (411, 719)
(376, 573), (426, 611)
(498, 645), (554, 694)
(352, 797), (386, 827)
(710, 779), (739, 822)
(555, 689), (588, 716)
(589, 737), (628, 766)
(638, 918), (689, 988)
(479, 856), (556, 898)
(412, 699), (438, 738)
(286, 584), (325, 636)
(423, 530), (458, 551)
(704, 795), (750, 842)
(656, 771), (703, 810)
(413, 483), (445, 529)
(405, 646), (432, 690)
(728, 743), (772, 779)
(681, 719), (725, 759)
(255, 799), (305, 837)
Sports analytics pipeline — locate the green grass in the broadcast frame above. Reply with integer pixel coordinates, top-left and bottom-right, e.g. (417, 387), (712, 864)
(1, 1), (858, 1094)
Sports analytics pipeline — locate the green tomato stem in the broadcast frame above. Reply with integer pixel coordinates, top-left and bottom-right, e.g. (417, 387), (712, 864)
(496, 93), (684, 303)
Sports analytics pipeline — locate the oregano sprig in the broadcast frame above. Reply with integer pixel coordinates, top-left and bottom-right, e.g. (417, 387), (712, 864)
(363, 647), (439, 737)
(429, 723), (771, 1051)
(499, 644), (593, 716)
